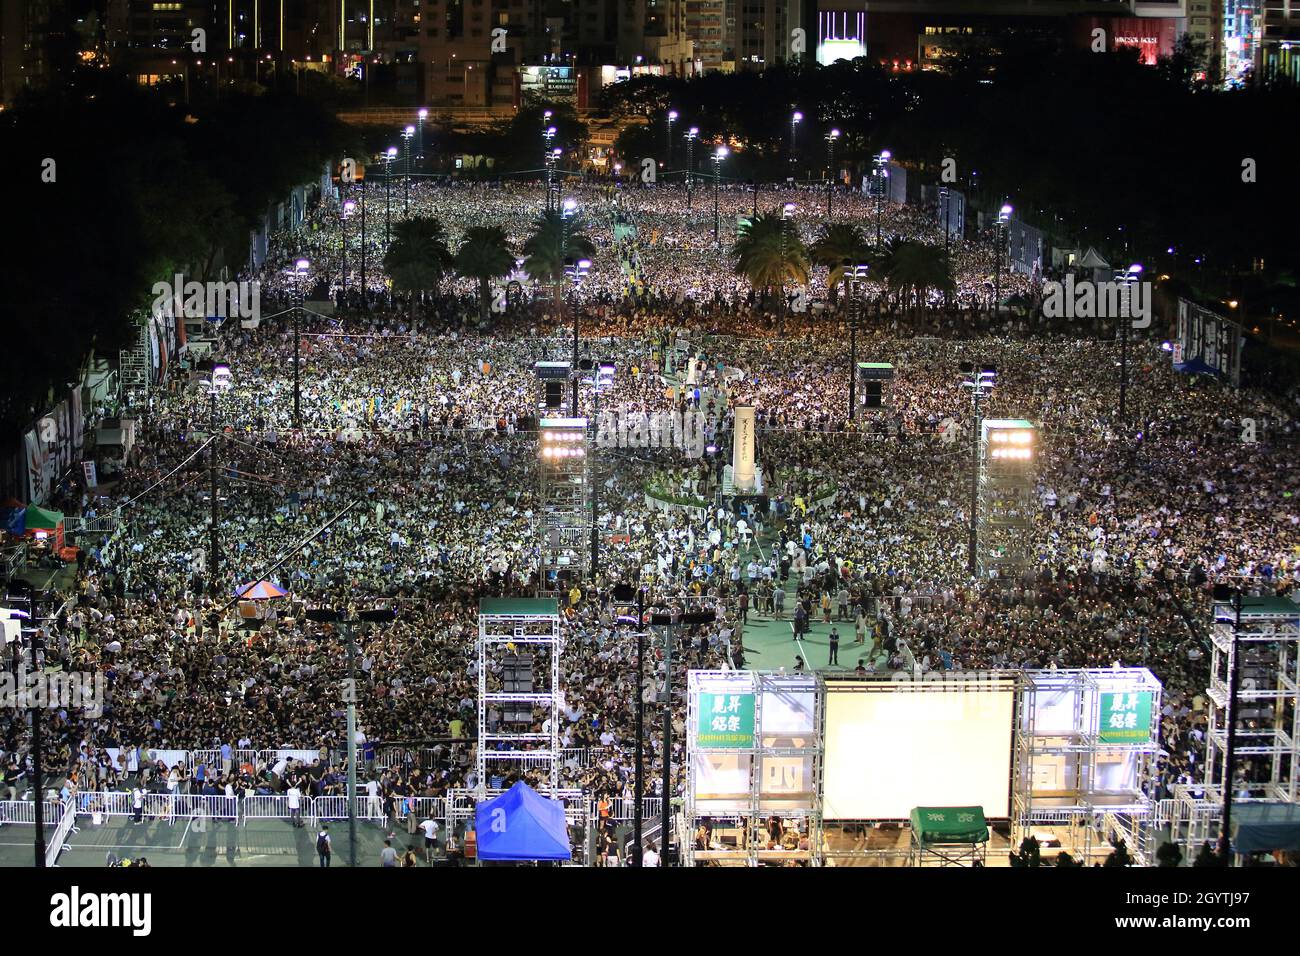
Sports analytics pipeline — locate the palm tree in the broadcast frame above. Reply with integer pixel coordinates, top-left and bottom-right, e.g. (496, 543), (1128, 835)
(454, 225), (515, 322)
(384, 216), (453, 321)
(810, 223), (870, 303)
(522, 210), (596, 307)
(733, 210), (809, 315)
(880, 240), (953, 318)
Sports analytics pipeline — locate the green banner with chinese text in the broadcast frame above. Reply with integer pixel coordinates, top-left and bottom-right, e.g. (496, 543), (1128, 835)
(697, 692), (756, 748)
(1098, 690), (1153, 743)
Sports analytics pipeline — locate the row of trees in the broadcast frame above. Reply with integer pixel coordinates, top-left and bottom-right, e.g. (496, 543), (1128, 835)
(603, 48), (1300, 306)
(383, 210), (596, 319)
(733, 215), (954, 315)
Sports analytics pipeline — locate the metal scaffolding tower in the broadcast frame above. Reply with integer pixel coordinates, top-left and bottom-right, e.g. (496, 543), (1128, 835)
(1206, 595), (1300, 803)
(1011, 668), (1163, 864)
(537, 417), (590, 596)
(118, 313), (152, 401)
(977, 418), (1038, 577)
(684, 671), (823, 867)
(477, 598), (564, 794)
(1168, 595), (1299, 860)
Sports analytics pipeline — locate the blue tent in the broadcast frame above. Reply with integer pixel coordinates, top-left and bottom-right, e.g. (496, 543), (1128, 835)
(474, 781), (572, 862)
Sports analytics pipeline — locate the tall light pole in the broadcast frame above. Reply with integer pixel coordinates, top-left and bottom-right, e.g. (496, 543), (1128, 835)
(649, 607), (716, 866)
(845, 263), (869, 422)
(289, 258), (310, 429)
(1117, 262), (1143, 424)
(873, 149), (891, 245)
(610, 586), (646, 864)
(307, 605), (396, 868)
(543, 122), (557, 212)
(938, 185), (951, 310)
(401, 124), (414, 216)
(201, 361), (232, 598)
(790, 110), (802, 177)
(359, 168), (367, 296)
(992, 203), (1012, 314)
(560, 195), (583, 415)
(780, 202), (796, 320)
(564, 252), (591, 417)
(666, 109), (678, 173)
(825, 128), (840, 219)
(960, 363), (996, 577)
(416, 107), (428, 164)
(712, 145), (728, 243)
(684, 127), (698, 212)
(384, 146), (396, 245)
(590, 360), (613, 578)
(340, 199), (356, 294)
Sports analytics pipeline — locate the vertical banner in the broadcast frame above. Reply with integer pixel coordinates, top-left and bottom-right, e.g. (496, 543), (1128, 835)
(732, 405), (756, 492)
(24, 429), (45, 504)
(81, 461), (98, 488)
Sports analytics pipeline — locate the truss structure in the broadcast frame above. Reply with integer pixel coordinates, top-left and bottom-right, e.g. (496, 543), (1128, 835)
(1011, 668), (1162, 864)
(477, 598), (563, 794)
(536, 417), (590, 596)
(683, 671), (823, 867)
(1206, 596), (1300, 803)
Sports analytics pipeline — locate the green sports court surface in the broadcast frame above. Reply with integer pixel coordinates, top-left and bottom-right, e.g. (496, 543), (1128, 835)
(6, 815), (431, 868)
(737, 610), (887, 675)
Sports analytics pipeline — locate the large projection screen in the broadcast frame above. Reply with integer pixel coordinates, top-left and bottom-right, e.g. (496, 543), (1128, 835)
(823, 682), (1015, 819)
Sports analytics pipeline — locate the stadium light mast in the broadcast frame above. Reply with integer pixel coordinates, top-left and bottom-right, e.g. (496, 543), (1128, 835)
(610, 585), (646, 864)
(200, 360), (232, 599)
(825, 128), (840, 219)
(1117, 263), (1143, 424)
(845, 263), (870, 421)
(401, 125), (415, 215)
(993, 203), (1012, 313)
(650, 606), (716, 866)
(340, 199), (356, 294)
(960, 363), (996, 577)
(684, 127), (699, 212)
(666, 109), (678, 172)
(307, 605), (396, 869)
(790, 110), (803, 175)
(289, 258), (310, 429)
(873, 149), (891, 244)
(712, 145), (729, 243)
(384, 146), (397, 245)
(543, 121), (557, 211)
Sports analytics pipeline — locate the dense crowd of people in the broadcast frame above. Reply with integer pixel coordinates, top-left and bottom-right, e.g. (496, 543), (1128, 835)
(3, 180), (1297, 865)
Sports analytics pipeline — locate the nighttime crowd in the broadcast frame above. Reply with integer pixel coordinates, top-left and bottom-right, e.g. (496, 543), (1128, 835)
(3, 180), (1297, 862)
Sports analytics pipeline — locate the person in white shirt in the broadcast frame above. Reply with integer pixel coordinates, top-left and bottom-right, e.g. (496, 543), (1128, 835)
(287, 784), (304, 827)
(366, 778), (381, 819)
(419, 817), (440, 862)
(642, 841), (660, 867)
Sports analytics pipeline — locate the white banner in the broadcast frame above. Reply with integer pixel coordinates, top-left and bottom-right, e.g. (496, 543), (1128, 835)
(732, 405), (756, 492)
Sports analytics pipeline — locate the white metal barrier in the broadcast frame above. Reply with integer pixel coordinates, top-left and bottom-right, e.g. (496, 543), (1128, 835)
(241, 795), (296, 824)
(0, 800), (62, 825)
(45, 802), (78, 867)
